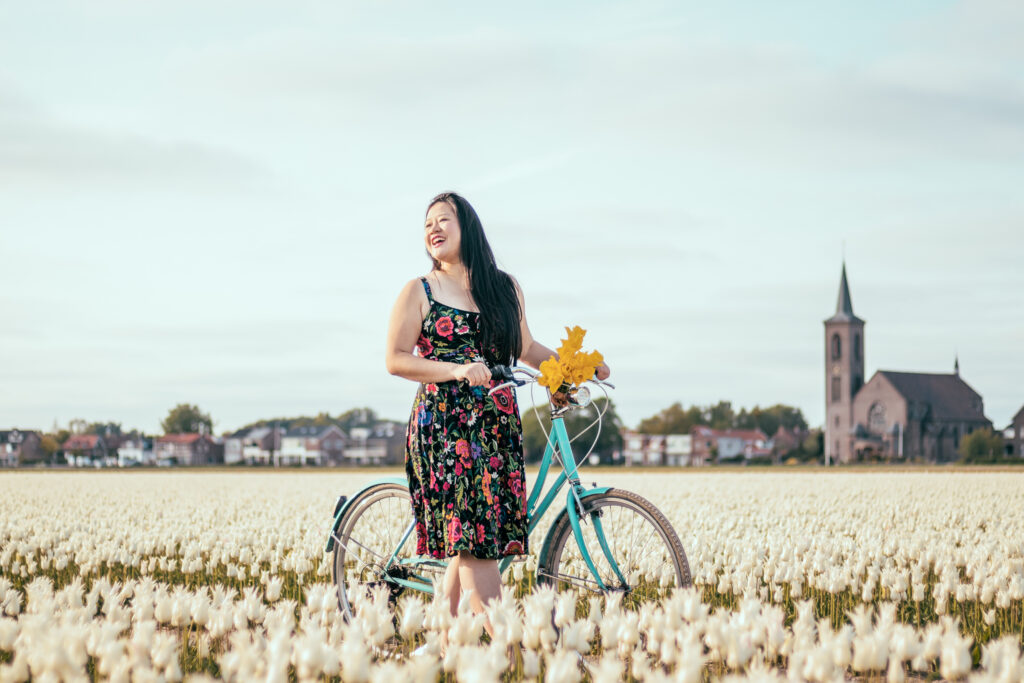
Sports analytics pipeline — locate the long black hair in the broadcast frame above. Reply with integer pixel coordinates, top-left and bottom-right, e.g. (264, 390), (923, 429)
(427, 192), (522, 366)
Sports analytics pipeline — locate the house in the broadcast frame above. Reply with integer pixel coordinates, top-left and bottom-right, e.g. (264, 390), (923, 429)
(771, 426), (805, 460)
(1, 429), (42, 467)
(684, 426), (768, 464)
(117, 436), (153, 467)
(223, 428), (251, 465)
(621, 432), (663, 466)
(154, 434), (221, 466)
(229, 427), (284, 465)
(623, 431), (645, 465)
(645, 435), (665, 465)
(344, 421), (404, 466)
(621, 431), (694, 466)
(690, 426), (716, 466)
(825, 263), (994, 463)
(63, 434), (109, 465)
(1007, 406), (1024, 457)
(716, 429), (769, 460)
(665, 434), (693, 466)
(280, 425), (346, 466)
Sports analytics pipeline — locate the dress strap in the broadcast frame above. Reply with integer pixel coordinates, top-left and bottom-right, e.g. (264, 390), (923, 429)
(419, 276), (434, 302)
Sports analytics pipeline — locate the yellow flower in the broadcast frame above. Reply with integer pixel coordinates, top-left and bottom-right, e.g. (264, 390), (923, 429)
(538, 326), (603, 392)
(557, 325), (585, 359)
(538, 357), (564, 391)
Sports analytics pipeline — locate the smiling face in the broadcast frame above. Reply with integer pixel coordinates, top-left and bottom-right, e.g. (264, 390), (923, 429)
(424, 200), (461, 266)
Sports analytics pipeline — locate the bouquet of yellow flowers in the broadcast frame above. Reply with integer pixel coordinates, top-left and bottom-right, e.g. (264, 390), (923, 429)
(537, 325), (604, 393)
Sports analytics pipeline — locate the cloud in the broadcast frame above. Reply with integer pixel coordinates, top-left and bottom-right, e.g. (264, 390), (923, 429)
(0, 83), (268, 190)
(164, 16), (1024, 170)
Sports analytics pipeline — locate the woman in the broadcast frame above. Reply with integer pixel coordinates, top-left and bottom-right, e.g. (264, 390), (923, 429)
(384, 192), (609, 640)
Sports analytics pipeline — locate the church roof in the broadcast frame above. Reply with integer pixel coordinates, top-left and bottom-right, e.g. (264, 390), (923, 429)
(824, 262), (865, 324)
(876, 371), (988, 422)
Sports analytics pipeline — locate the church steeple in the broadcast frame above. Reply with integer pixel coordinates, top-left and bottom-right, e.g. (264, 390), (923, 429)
(825, 262), (864, 324)
(824, 261), (866, 466)
(954, 354), (960, 376)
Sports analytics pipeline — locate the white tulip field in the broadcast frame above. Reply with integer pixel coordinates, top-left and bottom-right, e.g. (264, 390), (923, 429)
(1, 470), (1023, 682)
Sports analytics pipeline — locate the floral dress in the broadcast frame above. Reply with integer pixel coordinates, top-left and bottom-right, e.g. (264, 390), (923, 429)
(405, 277), (529, 560)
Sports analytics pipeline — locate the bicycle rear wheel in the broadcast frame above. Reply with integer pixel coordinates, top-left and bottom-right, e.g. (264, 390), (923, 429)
(332, 482), (437, 620)
(537, 488), (691, 607)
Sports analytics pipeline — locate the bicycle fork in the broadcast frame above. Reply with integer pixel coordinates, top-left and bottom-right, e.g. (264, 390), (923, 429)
(548, 418), (630, 591)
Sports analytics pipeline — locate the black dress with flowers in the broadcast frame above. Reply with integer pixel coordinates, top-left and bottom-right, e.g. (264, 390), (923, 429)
(405, 277), (529, 560)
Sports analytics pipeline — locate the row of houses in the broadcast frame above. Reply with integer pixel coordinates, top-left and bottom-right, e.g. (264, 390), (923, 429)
(0, 430), (40, 468)
(0, 422), (406, 468)
(221, 423), (403, 466)
(621, 426), (791, 466)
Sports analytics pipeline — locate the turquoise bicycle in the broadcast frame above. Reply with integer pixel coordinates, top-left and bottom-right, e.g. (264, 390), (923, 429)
(325, 365), (691, 619)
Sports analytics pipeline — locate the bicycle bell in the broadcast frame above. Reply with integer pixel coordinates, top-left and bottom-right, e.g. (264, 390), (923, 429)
(571, 385), (591, 407)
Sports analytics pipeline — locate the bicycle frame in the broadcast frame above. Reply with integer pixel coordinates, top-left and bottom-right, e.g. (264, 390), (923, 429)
(327, 406), (628, 596)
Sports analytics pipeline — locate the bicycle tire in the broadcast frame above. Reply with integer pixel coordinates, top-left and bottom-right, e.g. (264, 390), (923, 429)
(537, 488), (691, 606)
(332, 481), (433, 620)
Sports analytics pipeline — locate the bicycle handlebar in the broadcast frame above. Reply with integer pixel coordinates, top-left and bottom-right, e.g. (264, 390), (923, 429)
(487, 364), (614, 395)
(490, 364), (517, 384)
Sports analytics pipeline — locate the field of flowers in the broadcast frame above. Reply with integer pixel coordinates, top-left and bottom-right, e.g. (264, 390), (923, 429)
(1, 469), (1023, 682)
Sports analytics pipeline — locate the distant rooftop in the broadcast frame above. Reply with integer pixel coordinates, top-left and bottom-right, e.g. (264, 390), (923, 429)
(877, 370), (987, 422)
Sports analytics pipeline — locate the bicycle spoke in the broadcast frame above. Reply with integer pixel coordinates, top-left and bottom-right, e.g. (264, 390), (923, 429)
(334, 485), (423, 620)
(540, 491), (689, 608)
(536, 568), (605, 593)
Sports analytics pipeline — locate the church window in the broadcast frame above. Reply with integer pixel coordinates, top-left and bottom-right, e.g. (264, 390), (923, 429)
(854, 333), (861, 361)
(831, 377), (841, 402)
(868, 402), (886, 434)
(853, 374), (862, 393)
(831, 334), (842, 360)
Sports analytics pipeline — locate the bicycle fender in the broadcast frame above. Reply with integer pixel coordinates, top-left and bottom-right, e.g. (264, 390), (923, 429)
(324, 476), (409, 552)
(535, 486), (613, 570)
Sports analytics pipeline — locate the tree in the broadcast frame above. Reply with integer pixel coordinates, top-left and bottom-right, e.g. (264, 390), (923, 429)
(161, 404), (213, 435)
(38, 435), (60, 462)
(638, 400), (808, 438)
(735, 405), (808, 436)
(800, 430), (824, 461)
(521, 398), (624, 465)
(636, 402), (703, 435)
(959, 428), (1008, 464)
(705, 401), (736, 430)
(336, 408), (378, 432)
(87, 421), (122, 437)
(236, 408), (384, 435)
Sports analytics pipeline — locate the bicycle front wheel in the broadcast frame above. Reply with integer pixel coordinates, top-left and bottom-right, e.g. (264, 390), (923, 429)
(332, 482), (435, 620)
(537, 488), (691, 607)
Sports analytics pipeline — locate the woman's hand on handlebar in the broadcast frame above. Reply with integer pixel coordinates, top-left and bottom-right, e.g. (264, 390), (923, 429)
(595, 362), (611, 381)
(452, 362), (491, 387)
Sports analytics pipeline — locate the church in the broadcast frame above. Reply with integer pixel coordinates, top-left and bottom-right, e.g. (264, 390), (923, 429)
(823, 265), (993, 464)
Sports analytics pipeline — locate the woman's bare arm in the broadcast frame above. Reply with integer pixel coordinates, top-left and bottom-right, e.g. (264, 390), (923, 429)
(385, 279), (490, 386)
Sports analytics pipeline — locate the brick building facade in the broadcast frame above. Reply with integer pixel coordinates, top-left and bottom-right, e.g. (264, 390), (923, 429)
(824, 264), (993, 463)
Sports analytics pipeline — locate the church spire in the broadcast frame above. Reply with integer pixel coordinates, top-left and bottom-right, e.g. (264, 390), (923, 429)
(824, 261), (864, 324)
(954, 353), (960, 376)
(836, 262), (854, 316)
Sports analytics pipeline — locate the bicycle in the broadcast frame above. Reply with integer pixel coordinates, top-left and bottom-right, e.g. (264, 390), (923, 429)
(325, 364), (691, 620)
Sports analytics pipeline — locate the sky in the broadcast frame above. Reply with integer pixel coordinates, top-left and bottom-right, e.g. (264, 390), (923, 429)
(1, 0), (1022, 435)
